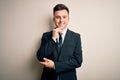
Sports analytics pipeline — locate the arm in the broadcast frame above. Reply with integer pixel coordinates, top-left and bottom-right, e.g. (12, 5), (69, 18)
(36, 28), (63, 69)
(36, 33), (57, 61)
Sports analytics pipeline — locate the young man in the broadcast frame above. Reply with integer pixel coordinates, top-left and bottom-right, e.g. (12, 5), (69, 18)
(36, 4), (83, 80)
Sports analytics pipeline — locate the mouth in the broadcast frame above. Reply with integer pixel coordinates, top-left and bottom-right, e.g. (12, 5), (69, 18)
(59, 22), (65, 26)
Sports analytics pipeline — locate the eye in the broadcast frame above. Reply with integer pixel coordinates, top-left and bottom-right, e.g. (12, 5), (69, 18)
(63, 16), (67, 19)
(55, 16), (60, 19)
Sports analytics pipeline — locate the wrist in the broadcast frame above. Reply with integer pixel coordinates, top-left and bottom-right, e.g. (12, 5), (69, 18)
(52, 37), (56, 42)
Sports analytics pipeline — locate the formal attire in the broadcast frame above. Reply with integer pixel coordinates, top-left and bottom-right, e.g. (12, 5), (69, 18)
(36, 28), (83, 80)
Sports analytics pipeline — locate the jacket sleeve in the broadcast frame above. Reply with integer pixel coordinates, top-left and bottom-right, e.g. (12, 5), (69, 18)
(54, 34), (83, 73)
(36, 33), (57, 61)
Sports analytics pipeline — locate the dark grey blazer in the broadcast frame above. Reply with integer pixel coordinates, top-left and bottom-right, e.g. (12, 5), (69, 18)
(37, 29), (83, 80)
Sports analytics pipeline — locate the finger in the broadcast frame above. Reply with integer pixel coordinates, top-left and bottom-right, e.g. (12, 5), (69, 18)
(59, 30), (63, 34)
(56, 28), (63, 34)
(43, 58), (50, 62)
(40, 61), (45, 65)
(53, 28), (58, 33)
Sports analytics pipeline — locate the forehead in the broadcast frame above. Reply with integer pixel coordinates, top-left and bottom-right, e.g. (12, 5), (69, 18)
(54, 10), (69, 16)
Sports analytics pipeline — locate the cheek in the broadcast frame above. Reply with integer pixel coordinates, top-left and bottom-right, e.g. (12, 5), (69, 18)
(55, 20), (60, 24)
(54, 18), (58, 22)
(65, 18), (69, 22)
(65, 20), (69, 24)
(54, 19), (57, 24)
(54, 20), (60, 26)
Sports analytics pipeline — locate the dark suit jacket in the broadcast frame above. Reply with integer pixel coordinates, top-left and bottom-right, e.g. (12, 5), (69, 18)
(37, 29), (83, 80)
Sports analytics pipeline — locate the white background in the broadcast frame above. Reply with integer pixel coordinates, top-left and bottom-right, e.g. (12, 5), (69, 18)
(0, 0), (120, 80)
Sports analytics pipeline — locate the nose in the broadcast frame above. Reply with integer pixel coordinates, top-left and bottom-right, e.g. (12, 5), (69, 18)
(60, 17), (63, 22)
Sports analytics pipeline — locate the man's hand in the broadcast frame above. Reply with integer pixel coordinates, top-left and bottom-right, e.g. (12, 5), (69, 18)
(40, 58), (54, 69)
(52, 27), (63, 41)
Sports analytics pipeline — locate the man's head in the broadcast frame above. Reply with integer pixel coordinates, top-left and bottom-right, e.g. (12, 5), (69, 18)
(53, 4), (69, 30)
(53, 4), (69, 15)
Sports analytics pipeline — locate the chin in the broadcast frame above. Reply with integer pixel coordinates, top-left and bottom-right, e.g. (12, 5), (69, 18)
(57, 24), (66, 29)
(60, 27), (64, 30)
(60, 25), (65, 29)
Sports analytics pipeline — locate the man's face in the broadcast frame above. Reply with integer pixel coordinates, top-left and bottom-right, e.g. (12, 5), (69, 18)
(53, 10), (69, 30)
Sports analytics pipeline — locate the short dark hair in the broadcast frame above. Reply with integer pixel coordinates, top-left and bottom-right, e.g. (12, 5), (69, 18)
(53, 4), (69, 15)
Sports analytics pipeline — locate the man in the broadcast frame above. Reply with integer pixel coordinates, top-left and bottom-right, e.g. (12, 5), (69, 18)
(36, 4), (83, 80)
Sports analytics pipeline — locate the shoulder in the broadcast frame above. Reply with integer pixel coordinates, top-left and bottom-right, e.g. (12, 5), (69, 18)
(43, 30), (52, 36)
(67, 29), (82, 43)
(67, 29), (80, 37)
(42, 31), (52, 39)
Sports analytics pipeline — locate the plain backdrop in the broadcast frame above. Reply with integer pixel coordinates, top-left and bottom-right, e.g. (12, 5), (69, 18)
(0, 0), (120, 80)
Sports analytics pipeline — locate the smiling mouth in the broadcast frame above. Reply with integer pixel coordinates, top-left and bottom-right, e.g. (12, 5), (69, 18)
(59, 22), (65, 25)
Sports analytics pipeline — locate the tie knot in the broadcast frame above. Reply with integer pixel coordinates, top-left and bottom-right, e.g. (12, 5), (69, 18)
(59, 34), (62, 38)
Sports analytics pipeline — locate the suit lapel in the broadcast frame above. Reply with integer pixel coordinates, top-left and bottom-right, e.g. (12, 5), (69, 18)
(62, 29), (71, 49)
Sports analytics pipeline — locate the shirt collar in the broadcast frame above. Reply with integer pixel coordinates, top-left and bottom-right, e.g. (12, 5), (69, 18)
(62, 27), (67, 36)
